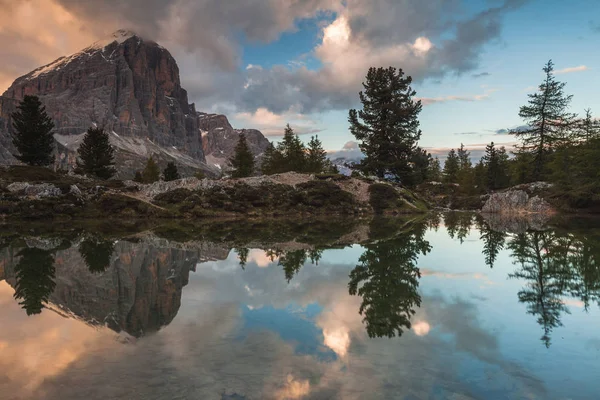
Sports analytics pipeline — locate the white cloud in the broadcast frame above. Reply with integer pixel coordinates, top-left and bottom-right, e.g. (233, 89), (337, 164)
(233, 107), (323, 137)
(554, 65), (589, 74)
(417, 88), (499, 106)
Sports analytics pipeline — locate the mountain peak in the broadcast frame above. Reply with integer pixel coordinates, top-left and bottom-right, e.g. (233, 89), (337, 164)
(90, 29), (142, 49)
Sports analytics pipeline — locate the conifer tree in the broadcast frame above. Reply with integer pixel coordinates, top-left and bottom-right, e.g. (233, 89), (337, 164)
(348, 66), (422, 184)
(230, 132), (255, 178)
(306, 135), (328, 173)
(142, 156), (160, 183)
(163, 162), (180, 181)
(482, 142), (509, 190)
(76, 127), (116, 179)
(511, 60), (576, 180)
(457, 143), (472, 170)
(133, 171), (143, 183)
(260, 142), (280, 175)
(577, 108), (600, 141)
(427, 156), (442, 182)
(277, 124), (306, 172)
(11, 95), (56, 166)
(443, 149), (460, 183)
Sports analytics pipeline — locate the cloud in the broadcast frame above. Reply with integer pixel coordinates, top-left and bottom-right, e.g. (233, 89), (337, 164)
(327, 140), (364, 161)
(590, 20), (600, 33)
(233, 106), (324, 137)
(0, 0), (529, 117)
(494, 125), (529, 135)
(471, 72), (490, 78)
(417, 88), (499, 106)
(554, 65), (589, 75)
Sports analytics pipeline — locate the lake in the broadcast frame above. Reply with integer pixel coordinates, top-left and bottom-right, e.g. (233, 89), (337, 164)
(1, 214), (599, 400)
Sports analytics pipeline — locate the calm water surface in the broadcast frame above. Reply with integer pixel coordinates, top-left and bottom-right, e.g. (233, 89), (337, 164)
(1, 215), (599, 400)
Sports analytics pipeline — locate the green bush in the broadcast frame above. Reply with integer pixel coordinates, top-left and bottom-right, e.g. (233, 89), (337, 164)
(369, 183), (401, 213)
(153, 188), (193, 205)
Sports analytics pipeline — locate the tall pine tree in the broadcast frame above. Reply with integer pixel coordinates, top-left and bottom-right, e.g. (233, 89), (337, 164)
(511, 60), (576, 180)
(230, 132), (255, 178)
(11, 95), (55, 166)
(348, 67), (422, 185)
(76, 127), (116, 179)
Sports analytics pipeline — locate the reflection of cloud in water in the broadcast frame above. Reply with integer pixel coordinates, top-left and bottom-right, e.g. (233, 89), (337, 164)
(0, 282), (112, 398)
(421, 268), (497, 286)
(1, 256), (549, 399)
(275, 374), (311, 399)
(247, 249), (277, 267)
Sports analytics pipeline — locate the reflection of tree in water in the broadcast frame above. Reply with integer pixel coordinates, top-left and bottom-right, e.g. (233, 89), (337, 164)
(236, 247), (249, 270)
(275, 249), (323, 282)
(349, 221), (431, 338)
(508, 231), (573, 347)
(79, 237), (115, 274)
(477, 222), (506, 268)
(565, 233), (600, 310)
(13, 248), (56, 315)
(443, 212), (472, 244)
(237, 247), (323, 282)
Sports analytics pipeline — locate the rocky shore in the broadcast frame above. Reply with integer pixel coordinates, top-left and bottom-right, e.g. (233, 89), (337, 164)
(0, 166), (428, 220)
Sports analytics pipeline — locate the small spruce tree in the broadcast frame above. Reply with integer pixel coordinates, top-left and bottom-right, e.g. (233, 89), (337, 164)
(142, 156), (160, 183)
(76, 127), (116, 179)
(277, 124), (306, 172)
(427, 156), (442, 182)
(11, 95), (56, 166)
(306, 135), (328, 173)
(443, 149), (460, 183)
(163, 162), (180, 181)
(133, 171), (143, 183)
(230, 132), (255, 178)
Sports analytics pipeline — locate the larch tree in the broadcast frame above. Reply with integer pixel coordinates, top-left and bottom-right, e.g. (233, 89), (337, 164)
(229, 132), (255, 178)
(76, 127), (116, 179)
(11, 95), (56, 166)
(348, 66), (422, 185)
(511, 60), (576, 180)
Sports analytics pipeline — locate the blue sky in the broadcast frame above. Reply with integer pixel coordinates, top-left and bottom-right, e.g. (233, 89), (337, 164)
(229, 0), (600, 156)
(2, 0), (600, 159)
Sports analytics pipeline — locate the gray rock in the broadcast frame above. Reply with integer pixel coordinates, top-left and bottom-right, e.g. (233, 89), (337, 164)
(481, 189), (554, 214)
(7, 182), (62, 198)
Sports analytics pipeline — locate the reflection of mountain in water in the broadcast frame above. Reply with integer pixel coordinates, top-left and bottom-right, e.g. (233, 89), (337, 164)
(0, 239), (213, 337)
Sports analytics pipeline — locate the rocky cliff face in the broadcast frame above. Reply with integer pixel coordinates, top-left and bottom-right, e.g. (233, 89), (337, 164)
(199, 112), (270, 169)
(0, 30), (270, 178)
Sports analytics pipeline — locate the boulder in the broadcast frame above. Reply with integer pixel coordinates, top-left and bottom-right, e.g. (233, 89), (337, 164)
(7, 182), (62, 198)
(481, 189), (554, 215)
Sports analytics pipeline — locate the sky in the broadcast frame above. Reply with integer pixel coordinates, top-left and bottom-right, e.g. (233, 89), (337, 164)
(1, 0), (599, 158)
